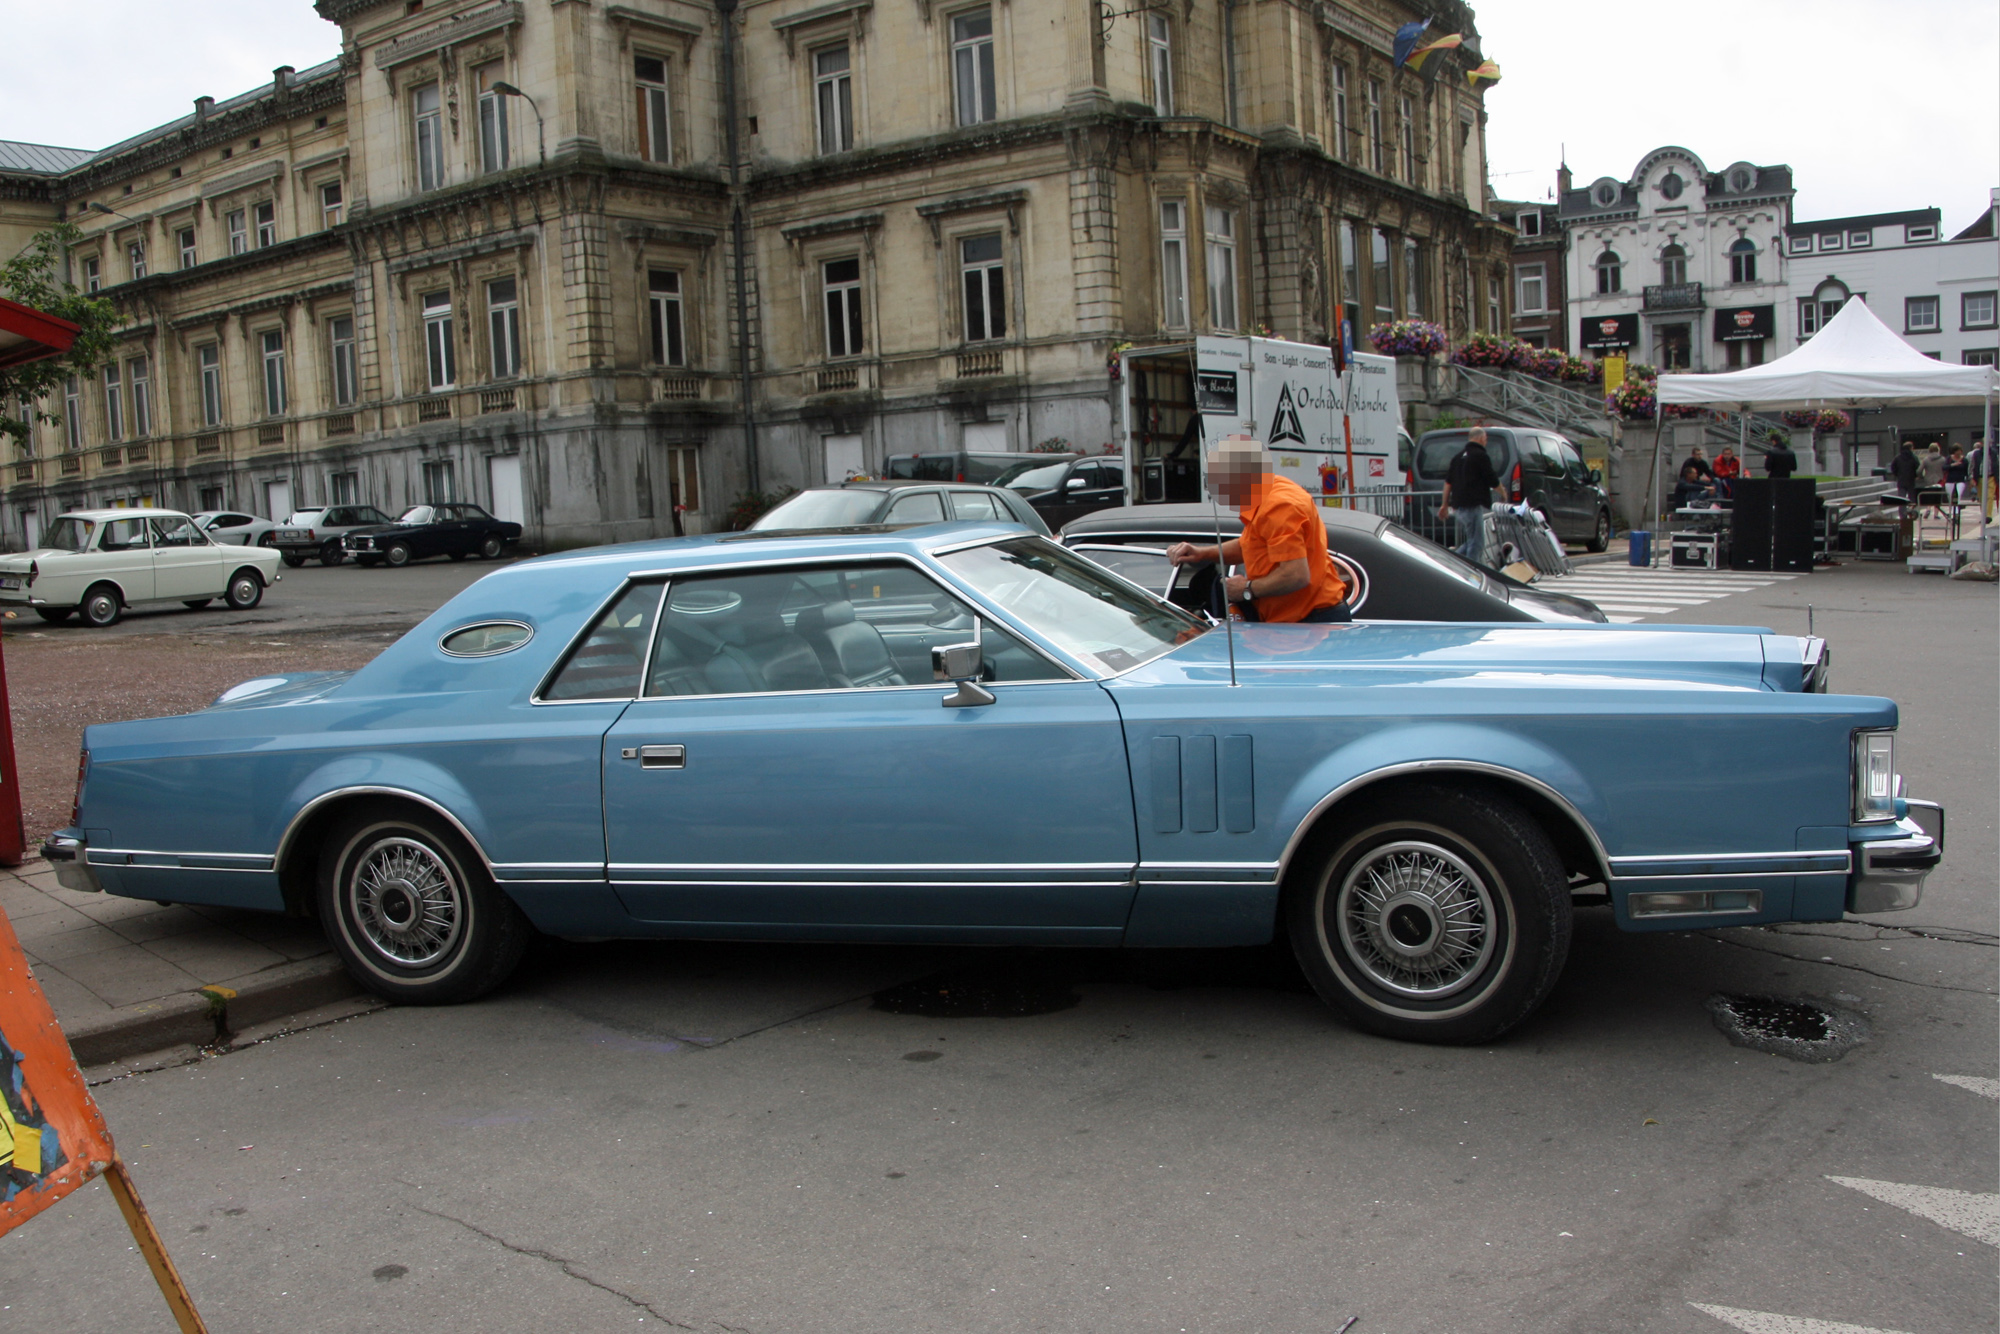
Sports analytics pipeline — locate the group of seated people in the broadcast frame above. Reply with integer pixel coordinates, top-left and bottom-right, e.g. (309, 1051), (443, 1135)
(1671, 445), (1744, 510)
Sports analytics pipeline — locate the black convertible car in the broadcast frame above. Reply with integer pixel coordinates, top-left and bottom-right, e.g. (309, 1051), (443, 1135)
(1059, 503), (1607, 623)
(342, 504), (522, 567)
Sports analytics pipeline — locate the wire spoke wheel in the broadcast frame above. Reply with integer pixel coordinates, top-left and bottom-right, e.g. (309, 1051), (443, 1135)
(1334, 841), (1496, 1000)
(347, 836), (464, 967)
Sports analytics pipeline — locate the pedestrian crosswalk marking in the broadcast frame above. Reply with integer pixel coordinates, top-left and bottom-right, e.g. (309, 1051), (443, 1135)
(1933, 1073), (2000, 1099)
(1544, 565), (1799, 623)
(1826, 1175), (2000, 1246)
(1690, 1302), (1912, 1333)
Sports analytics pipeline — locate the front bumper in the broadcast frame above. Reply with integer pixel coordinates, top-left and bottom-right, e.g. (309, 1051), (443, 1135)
(1848, 799), (1943, 914)
(40, 832), (102, 894)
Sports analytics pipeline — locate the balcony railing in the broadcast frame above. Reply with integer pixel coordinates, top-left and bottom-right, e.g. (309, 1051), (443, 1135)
(13, 462), (32, 482)
(125, 442), (149, 463)
(955, 348), (1005, 378)
(194, 431), (223, 454)
(1643, 282), (1704, 311)
(815, 366), (859, 393)
(59, 453), (80, 474)
(325, 413), (356, 437)
(100, 446), (122, 467)
(417, 397), (452, 422)
(257, 422), (287, 446)
(479, 387), (517, 415)
(656, 374), (704, 401)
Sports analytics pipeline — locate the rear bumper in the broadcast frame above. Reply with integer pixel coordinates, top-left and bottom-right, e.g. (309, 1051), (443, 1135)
(40, 832), (102, 894)
(1848, 800), (1943, 914)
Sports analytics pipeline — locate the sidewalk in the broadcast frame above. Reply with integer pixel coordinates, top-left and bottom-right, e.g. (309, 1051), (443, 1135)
(1, 857), (356, 1065)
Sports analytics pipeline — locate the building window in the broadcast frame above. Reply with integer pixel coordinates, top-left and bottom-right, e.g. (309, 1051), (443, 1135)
(1159, 200), (1189, 330)
(1516, 210), (1541, 238)
(198, 486), (224, 510)
(1402, 237), (1425, 317)
(423, 459), (456, 504)
(227, 209), (247, 255)
(414, 82), (445, 191)
(823, 257), (864, 358)
(476, 63), (510, 173)
(1396, 94), (1416, 182)
(1329, 65), (1348, 161)
(1365, 80), (1383, 173)
(254, 201), (276, 248)
(178, 227), (198, 269)
(636, 55), (672, 163)
(1659, 243), (1687, 287)
(648, 270), (686, 366)
(952, 10), (996, 126)
(63, 377), (81, 450)
(102, 364), (123, 442)
(1725, 338), (1766, 369)
(329, 471), (359, 504)
(1799, 282), (1848, 339)
(1370, 227), (1393, 321)
(129, 357), (151, 437)
(1146, 15), (1173, 116)
(320, 181), (344, 229)
(1904, 296), (1940, 333)
(260, 330), (287, 417)
(1818, 232), (1843, 252)
(1514, 262), (1546, 315)
(1728, 237), (1757, 284)
(960, 233), (1006, 342)
(1962, 291), (1998, 330)
(666, 446), (701, 516)
(198, 345), (222, 427)
(82, 257), (100, 293)
(1848, 228), (1872, 248)
(1487, 271), (1503, 333)
(1786, 234), (1812, 255)
(329, 316), (358, 406)
(1595, 249), (1623, 294)
(815, 45), (854, 154)
(1964, 349), (1998, 367)
(1905, 223), (1936, 242)
(487, 277), (521, 378)
(1338, 219), (1359, 338)
(1204, 206), (1237, 331)
(423, 290), (457, 390)
(127, 241), (146, 281)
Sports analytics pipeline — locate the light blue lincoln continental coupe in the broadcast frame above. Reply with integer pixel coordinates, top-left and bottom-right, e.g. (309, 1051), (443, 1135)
(43, 524), (1943, 1043)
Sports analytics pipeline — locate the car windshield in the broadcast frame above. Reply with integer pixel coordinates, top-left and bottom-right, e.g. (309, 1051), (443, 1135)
(351, 507), (393, 524)
(41, 517), (94, 552)
(998, 461), (1070, 494)
(1379, 524), (1492, 591)
(938, 537), (1204, 675)
(750, 490), (885, 530)
(399, 506), (435, 525)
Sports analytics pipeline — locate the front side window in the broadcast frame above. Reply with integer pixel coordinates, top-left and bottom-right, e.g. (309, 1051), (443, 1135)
(423, 290), (457, 390)
(938, 538), (1202, 676)
(1159, 199), (1189, 329)
(320, 181), (344, 229)
(260, 330), (286, 416)
(150, 515), (202, 548)
(960, 233), (1006, 342)
(198, 345), (222, 427)
(1146, 15), (1173, 115)
(649, 270), (686, 366)
(129, 357), (150, 437)
(815, 45), (853, 154)
(178, 227), (198, 269)
(1960, 291), (1996, 329)
(1596, 250), (1623, 294)
(1205, 206), (1236, 331)
(1365, 80), (1383, 173)
(1728, 237), (1757, 284)
(227, 209), (247, 255)
(635, 55), (672, 163)
(1371, 227), (1394, 321)
(254, 201), (276, 248)
(476, 63), (510, 173)
(414, 82), (445, 191)
(952, 10), (996, 126)
(1515, 262), (1545, 314)
(62, 377), (81, 450)
(823, 257), (864, 358)
(329, 316), (357, 406)
(1905, 296), (1939, 333)
(128, 241), (146, 281)
(1660, 243), (1687, 287)
(487, 278), (522, 378)
(102, 363), (122, 442)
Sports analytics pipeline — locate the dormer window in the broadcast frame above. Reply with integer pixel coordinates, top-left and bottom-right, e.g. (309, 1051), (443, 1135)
(1516, 210), (1541, 238)
(1658, 171), (1683, 200)
(1905, 223), (1936, 242)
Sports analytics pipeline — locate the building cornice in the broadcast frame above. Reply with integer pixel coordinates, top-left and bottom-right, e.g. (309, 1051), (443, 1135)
(54, 76), (345, 200)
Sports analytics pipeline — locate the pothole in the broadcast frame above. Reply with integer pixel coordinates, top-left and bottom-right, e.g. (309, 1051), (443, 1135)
(872, 971), (1082, 1018)
(1705, 994), (1868, 1063)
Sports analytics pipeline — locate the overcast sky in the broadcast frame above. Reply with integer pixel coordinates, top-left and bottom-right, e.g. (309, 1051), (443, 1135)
(1, 0), (1994, 233)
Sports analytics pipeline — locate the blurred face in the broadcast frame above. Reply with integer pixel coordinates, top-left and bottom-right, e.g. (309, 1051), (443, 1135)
(1207, 440), (1274, 507)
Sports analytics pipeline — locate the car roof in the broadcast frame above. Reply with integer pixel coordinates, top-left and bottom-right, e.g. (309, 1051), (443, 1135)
(497, 521), (1026, 580)
(57, 508), (189, 521)
(1059, 502), (1385, 539)
(817, 481), (1009, 493)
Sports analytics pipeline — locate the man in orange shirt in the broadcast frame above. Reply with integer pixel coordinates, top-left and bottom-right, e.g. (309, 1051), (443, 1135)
(1166, 436), (1351, 623)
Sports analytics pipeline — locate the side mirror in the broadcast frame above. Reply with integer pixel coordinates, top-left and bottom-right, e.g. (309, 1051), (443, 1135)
(1589, 468), (1603, 484)
(932, 617), (996, 708)
(1066, 476), (1088, 490)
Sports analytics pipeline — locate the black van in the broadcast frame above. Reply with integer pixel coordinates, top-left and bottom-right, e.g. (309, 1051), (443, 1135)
(1410, 427), (1614, 552)
(886, 452), (1076, 485)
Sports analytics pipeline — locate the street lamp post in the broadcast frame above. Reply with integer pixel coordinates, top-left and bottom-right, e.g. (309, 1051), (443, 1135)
(491, 82), (546, 167)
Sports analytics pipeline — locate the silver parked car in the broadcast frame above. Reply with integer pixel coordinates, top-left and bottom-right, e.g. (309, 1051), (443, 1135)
(272, 505), (397, 566)
(194, 511), (281, 547)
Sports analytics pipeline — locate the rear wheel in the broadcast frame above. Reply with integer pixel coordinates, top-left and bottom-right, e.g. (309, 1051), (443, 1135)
(1285, 783), (1572, 1044)
(182, 599), (213, 610)
(383, 541), (413, 568)
(1586, 509), (1612, 554)
(478, 535), (505, 560)
(257, 532), (277, 548)
(33, 607), (73, 623)
(320, 541), (345, 566)
(224, 569), (263, 610)
(316, 804), (531, 1004)
(79, 584), (122, 628)
(281, 551), (307, 568)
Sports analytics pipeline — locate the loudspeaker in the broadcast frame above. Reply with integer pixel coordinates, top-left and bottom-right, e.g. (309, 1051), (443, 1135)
(1730, 478), (1773, 570)
(1771, 479), (1817, 572)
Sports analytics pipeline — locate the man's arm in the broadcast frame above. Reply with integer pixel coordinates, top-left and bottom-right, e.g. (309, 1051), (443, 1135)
(1227, 556), (1309, 603)
(1166, 537), (1242, 566)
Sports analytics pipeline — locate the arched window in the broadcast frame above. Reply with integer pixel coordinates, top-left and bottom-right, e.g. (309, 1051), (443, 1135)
(1660, 243), (1687, 287)
(1800, 279), (1849, 338)
(1596, 249), (1623, 295)
(1729, 236), (1758, 285)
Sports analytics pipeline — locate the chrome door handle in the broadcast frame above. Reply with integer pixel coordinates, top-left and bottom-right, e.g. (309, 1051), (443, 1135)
(632, 744), (685, 769)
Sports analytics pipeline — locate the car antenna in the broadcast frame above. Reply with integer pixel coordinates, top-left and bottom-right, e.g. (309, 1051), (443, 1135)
(1807, 603), (1814, 638)
(1211, 437), (1238, 688)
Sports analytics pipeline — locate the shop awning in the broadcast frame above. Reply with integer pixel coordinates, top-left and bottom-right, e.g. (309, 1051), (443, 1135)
(0, 295), (81, 370)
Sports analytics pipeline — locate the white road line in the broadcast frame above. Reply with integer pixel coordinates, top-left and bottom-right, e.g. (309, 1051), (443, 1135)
(1689, 1302), (1913, 1334)
(1934, 1073), (2000, 1099)
(1546, 567), (1799, 621)
(1826, 1176), (2000, 1246)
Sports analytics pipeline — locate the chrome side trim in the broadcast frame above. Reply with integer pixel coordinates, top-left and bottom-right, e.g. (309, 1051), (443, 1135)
(1273, 759), (1614, 884)
(272, 786), (498, 875)
(83, 848), (275, 867)
(608, 861), (1132, 872)
(1608, 850), (1852, 880)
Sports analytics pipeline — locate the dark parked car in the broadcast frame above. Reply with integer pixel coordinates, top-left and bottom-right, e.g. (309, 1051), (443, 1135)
(751, 482), (1051, 536)
(1410, 427), (1614, 552)
(342, 504), (522, 567)
(1059, 503), (1607, 624)
(885, 451), (1070, 485)
(999, 455), (1129, 530)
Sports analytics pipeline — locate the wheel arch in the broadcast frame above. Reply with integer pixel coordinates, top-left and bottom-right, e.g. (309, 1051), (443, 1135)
(228, 562), (272, 588)
(80, 577), (129, 606)
(274, 785), (498, 918)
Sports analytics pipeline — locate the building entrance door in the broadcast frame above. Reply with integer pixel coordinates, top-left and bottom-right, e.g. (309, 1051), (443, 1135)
(487, 454), (524, 524)
(1655, 324), (1692, 371)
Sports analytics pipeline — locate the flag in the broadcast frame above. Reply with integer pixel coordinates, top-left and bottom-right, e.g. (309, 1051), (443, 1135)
(1466, 59), (1501, 89)
(1405, 33), (1463, 75)
(1391, 18), (1431, 67)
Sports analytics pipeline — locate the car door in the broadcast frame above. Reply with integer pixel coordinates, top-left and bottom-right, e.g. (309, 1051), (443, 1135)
(598, 559), (1138, 940)
(206, 514), (248, 545)
(149, 515), (225, 599)
(95, 517), (155, 602)
(1553, 436), (1598, 537)
(1076, 461), (1127, 521)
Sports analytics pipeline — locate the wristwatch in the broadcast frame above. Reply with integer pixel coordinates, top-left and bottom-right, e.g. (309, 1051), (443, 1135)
(1239, 579), (1255, 603)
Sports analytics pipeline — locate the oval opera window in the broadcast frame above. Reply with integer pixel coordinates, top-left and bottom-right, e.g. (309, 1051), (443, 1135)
(1658, 171), (1683, 200)
(440, 620), (535, 656)
(1729, 166), (1753, 192)
(1592, 180), (1618, 208)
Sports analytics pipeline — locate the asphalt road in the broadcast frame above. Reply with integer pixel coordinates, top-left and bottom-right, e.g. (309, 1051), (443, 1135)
(2, 560), (1993, 1334)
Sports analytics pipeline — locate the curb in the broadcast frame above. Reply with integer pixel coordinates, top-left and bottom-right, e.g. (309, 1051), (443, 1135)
(62, 955), (360, 1067)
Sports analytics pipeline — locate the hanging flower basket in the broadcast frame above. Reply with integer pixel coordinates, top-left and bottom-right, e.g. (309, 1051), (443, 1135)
(1367, 319), (1448, 358)
(1450, 332), (1526, 369)
(1781, 408), (1851, 433)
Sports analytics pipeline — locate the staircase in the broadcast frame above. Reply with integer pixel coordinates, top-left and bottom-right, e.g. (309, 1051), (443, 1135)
(1436, 365), (1799, 462)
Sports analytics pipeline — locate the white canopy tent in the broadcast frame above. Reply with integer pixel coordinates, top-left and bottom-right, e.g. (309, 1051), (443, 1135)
(1652, 297), (1997, 546)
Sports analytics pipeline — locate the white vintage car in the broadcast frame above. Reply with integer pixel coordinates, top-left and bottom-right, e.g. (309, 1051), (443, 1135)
(0, 508), (283, 627)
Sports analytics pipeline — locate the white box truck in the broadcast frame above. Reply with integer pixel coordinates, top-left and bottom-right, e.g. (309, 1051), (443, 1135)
(1119, 335), (1408, 507)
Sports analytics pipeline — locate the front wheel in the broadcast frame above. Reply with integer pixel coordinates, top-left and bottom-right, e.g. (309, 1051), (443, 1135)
(224, 570), (264, 610)
(383, 541), (413, 568)
(280, 551), (307, 568)
(478, 535), (505, 560)
(1286, 783), (1572, 1045)
(1586, 509), (1612, 554)
(316, 804), (531, 1004)
(320, 541), (346, 566)
(79, 584), (122, 628)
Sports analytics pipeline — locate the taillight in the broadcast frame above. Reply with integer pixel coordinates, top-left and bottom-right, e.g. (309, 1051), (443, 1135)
(1509, 463), (1522, 502)
(70, 748), (88, 826)
(26, 559), (37, 587)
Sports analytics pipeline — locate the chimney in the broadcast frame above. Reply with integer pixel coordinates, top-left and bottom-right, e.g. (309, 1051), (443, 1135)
(274, 66), (295, 95)
(1557, 162), (1572, 196)
(194, 95), (215, 122)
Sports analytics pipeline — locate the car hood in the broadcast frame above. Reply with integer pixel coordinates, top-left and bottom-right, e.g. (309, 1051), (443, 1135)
(1496, 579), (1609, 623)
(1119, 622), (1825, 694)
(342, 524), (416, 538)
(207, 671), (357, 710)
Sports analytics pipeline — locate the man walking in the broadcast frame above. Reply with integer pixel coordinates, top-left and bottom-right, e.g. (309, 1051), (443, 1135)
(1438, 427), (1499, 565)
(1889, 439), (1921, 502)
(1166, 436), (1351, 623)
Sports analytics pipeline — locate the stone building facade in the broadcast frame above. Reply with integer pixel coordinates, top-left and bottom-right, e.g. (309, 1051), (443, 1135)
(1493, 190), (1564, 350)
(0, 0), (1510, 548)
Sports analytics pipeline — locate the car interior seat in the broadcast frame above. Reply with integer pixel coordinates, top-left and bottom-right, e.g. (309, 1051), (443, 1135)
(701, 614), (828, 694)
(793, 601), (908, 688)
